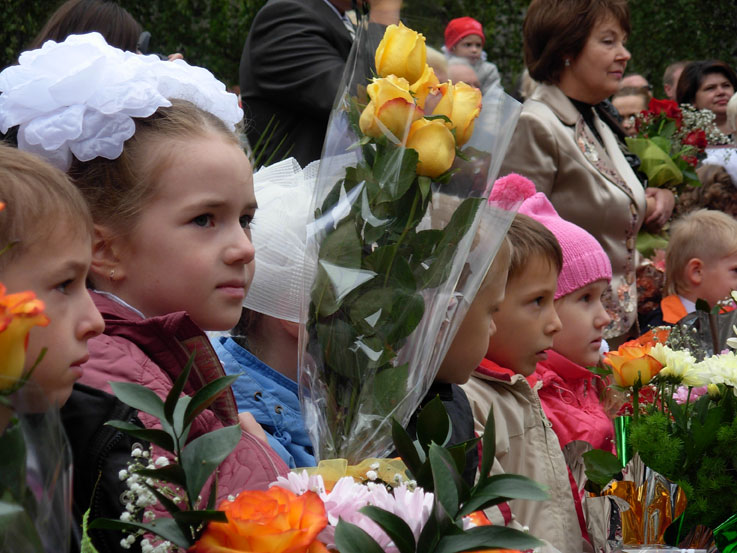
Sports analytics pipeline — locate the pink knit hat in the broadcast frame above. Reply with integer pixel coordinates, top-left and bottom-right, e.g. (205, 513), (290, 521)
(444, 17), (486, 51)
(489, 174), (612, 299)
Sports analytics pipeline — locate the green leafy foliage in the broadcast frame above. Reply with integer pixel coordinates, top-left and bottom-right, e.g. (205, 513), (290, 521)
(582, 449), (622, 494)
(347, 400), (546, 553)
(90, 353), (240, 548)
(629, 388), (737, 532)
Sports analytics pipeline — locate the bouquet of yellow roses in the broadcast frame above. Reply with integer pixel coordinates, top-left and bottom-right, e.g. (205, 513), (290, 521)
(300, 14), (520, 463)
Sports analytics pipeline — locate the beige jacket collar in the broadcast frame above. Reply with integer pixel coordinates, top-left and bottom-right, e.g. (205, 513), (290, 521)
(531, 83), (638, 202)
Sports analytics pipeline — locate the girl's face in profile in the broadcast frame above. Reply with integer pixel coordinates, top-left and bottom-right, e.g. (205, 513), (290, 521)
(112, 133), (257, 331)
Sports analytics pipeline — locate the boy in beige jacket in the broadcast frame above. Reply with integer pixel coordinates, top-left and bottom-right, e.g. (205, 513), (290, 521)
(462, 212), (584, 553)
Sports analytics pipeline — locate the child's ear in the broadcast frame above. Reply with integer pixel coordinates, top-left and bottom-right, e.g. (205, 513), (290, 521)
(90, 225), (126, 284)
(684, 257), (704, 287)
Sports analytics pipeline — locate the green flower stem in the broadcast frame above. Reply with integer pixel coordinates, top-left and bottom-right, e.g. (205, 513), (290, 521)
(383, 186), (420, 287)
(633, 387), (640, 424)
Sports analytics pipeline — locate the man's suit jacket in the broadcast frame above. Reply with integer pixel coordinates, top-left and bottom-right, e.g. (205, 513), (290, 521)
(500, 83), (647, 340)
(239, 0), (353, 167)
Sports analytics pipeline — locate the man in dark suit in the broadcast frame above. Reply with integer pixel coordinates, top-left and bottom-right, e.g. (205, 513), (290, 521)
(239, 0), (354, 167)
(239, 0), (399, 167)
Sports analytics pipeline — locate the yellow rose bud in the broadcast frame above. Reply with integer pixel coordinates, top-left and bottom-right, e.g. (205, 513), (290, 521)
(359, 75), (422, 140)
(449, 82), (482, 146)
(409, 65), (439, 110)
(431, 81), (482, 147)
(406, 118), (456, 178)
(0, 286), (49, 392)
(374, 22), (427, 85)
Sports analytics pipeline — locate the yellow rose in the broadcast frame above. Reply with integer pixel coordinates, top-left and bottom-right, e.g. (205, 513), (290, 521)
(374, 22), (427, 85)
(359, 75), (422, 140)
(406, 118), (456, 178)
(604, 343), (663, 388)
(0, 285), (49, 392)
(431, 82), (482, 147)
(409, 65), (439, 110)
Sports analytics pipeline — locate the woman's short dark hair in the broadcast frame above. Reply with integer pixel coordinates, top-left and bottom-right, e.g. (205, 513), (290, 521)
(30, 0), (142, 52)
(523, 0), (630, 84)
(675, 60), (737, 106)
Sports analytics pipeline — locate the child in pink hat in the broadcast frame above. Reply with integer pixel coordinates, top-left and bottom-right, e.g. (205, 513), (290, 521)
(444, 16), (501, 93)
(506, 173), (616, 456)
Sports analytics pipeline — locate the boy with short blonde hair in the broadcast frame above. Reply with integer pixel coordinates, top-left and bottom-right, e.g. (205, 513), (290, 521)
(643, 209), (737, 329)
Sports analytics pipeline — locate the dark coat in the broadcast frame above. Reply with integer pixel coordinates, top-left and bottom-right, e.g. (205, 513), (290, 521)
(239, 0), (353, 166)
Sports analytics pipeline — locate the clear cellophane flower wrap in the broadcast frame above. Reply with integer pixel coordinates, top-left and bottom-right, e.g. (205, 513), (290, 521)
(0, 378), (73, 553)
(298, 11), (521, 462)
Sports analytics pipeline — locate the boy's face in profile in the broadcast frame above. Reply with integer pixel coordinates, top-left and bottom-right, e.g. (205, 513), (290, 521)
(1, 229), (103, 407)
(692, 252), (737, 307)
(436, 244), (510, 384)
(486, 257), (561, 376)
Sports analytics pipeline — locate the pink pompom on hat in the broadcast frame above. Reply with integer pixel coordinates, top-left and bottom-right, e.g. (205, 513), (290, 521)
(444, 17), (486, 51)
(489, 173), (612, 299)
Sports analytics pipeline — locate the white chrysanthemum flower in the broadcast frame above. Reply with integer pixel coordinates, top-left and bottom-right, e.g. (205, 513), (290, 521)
(698, 351), (737, 388)
(650, 344), (705, 386)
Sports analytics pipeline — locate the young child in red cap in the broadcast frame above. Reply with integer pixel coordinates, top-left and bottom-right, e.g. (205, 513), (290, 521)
(444, 16), (501, 93)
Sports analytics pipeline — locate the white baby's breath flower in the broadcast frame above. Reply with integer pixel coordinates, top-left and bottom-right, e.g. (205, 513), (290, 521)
(154, 456), (169, 467)
(119, 511), (131, 522)
(366, 470), (378, 481)
(118, 469), (128, 481)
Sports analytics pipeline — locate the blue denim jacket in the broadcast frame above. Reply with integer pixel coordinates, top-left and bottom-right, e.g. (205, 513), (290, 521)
(212, 336), (315, 468)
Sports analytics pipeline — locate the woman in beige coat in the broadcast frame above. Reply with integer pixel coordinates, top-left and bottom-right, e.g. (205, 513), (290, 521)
(500, 0), (673, 344)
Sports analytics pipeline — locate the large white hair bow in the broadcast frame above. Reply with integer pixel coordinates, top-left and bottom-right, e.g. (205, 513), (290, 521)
(0, 32), (243, 170)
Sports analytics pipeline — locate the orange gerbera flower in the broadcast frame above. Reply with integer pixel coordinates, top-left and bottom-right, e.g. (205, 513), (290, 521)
(191, 487), (329, 553)
(0, 283), (49, 392)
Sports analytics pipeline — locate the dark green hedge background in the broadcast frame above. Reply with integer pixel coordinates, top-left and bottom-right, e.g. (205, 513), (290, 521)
(3, 0), (736, 97)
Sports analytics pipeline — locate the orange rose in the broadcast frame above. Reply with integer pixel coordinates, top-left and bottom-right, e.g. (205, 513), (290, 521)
(191, 487), (329, 553)
(0, 284), (49, 392)
(604, 343), (663, 388)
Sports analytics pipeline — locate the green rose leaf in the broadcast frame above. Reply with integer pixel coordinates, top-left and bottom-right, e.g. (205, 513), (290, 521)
(460, 474), (549, 516)
(180, 424), (241, 503)
(334, 519), (386, 553)
(373, 144), (418, 203)
(434, 525), (543, 553)
(417, 396), (452, 450)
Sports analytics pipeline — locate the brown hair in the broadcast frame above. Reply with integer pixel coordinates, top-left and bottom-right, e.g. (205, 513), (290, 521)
(675, 164), (737, 218)
(0, 143), (93, 269)
(676, 60), (737, 106)
(68, 99), (240, 235)
(665, 209), (737, 295)
(30, 0), (142, 51)
(506, 213), (563, 281)
(523, 0), (630, 84)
